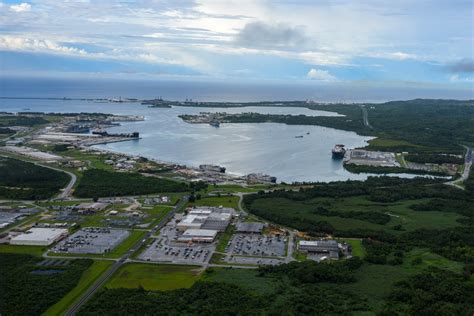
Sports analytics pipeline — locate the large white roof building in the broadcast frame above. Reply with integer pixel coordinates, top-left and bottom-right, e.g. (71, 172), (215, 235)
(10, 228), (68, 246)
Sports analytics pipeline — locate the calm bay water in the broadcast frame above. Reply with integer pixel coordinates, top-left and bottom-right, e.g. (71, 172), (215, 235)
(0, 79), (433, 182)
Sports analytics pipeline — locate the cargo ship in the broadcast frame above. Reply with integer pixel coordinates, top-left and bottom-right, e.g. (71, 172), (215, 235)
(332, 144), (346, 159)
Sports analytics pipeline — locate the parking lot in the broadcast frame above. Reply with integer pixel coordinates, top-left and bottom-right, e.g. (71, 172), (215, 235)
(224, 255), (285, 265)
(139, 238), (214, 264)
(225, 234), (286, 257)
(53, 227), (129, 254)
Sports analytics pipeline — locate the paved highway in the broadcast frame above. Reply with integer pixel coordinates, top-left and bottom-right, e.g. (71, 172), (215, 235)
(64, 196), (188, 316)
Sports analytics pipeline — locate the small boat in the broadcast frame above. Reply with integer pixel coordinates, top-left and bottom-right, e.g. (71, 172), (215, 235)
(306, 132), (310, 135)
(295, 135), (304, 138)
(209, 120), (220, 127)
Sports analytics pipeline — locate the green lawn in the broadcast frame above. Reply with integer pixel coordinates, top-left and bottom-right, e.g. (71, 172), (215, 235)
(292, 251), (308, 261)
(367, 138), (421, 148)
(0, 244), (47, 256)
(43, 260), (113, 316)
(213, 184), (271, 193)
(215, 225), (236, 253)
(106, 263), (203, 291)
(189, 195), (239, 209)
(337, 239), (366, 258)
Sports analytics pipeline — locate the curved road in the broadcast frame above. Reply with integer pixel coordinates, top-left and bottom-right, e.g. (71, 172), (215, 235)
(32, 162), (77, 199)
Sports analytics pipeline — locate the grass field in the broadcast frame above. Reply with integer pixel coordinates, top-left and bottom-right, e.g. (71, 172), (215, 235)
(106, 263), (203, 291)
(43, 260), (113, 316)
(189, 195), (239, 209)
(248, 196), (462, 234)
(0, 244), (46, 256)
(366, 138), (421, 148)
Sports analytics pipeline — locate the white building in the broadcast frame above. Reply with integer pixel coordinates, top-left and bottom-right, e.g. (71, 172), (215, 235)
(10, 228), (68, 246)
(178, 229), (218, 243)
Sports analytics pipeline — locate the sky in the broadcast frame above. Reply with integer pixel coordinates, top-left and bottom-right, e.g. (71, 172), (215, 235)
(0, 0), (473, 91)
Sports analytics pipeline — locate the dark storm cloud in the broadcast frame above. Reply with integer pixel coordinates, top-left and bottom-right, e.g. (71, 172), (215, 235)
(446, 58), (474, 73)
(235, 21), (308, 50)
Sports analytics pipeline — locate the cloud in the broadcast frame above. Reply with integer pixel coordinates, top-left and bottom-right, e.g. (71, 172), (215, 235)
(235, 21), (307, 49)
(307, 68), (336, 81)
(446, 58), (474, 73)
(0, 36), (86, 55)
(9, 2), (31, 13)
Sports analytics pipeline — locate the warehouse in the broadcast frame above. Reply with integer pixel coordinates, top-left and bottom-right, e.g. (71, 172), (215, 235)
(178, 229), (218, 243)
(298, 240), (340, 259)
(236, 222), (265, 234)
(10, 228), (68, 246)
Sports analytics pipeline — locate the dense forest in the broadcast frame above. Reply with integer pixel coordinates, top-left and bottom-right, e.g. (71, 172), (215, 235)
(404, 153), (464, 164)
(74, 169), (198, 198)
(0, 157), (70, 199)
(0, 254), (92, 316)
(343, 163), (447, 176)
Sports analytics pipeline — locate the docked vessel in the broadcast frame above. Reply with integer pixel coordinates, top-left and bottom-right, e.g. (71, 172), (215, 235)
(209, 120), (220, 127)
(332, 144), (346, 159)
(199, 164), (226, 173)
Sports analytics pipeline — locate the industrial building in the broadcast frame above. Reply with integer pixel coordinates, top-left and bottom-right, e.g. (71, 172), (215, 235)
(177, 207), (233, 232)
(10, 228), (68, 246)
(298, 240), (340, 260)
(236, 222), (265, 234)
(177, 229), (218, 243)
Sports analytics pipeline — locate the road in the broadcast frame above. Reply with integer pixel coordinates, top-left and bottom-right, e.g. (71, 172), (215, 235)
(446, 146), (472, 189)
(460, 147), (472, 181)
(64, 196), (188, 316)
(360, 105), (373, 129)
(0, 152), (77, 199)
(31, 162), (77, 199)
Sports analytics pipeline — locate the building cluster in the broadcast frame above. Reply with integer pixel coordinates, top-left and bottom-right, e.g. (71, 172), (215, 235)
(75, 202), (109, 215)
(143, 196), (170, 205)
